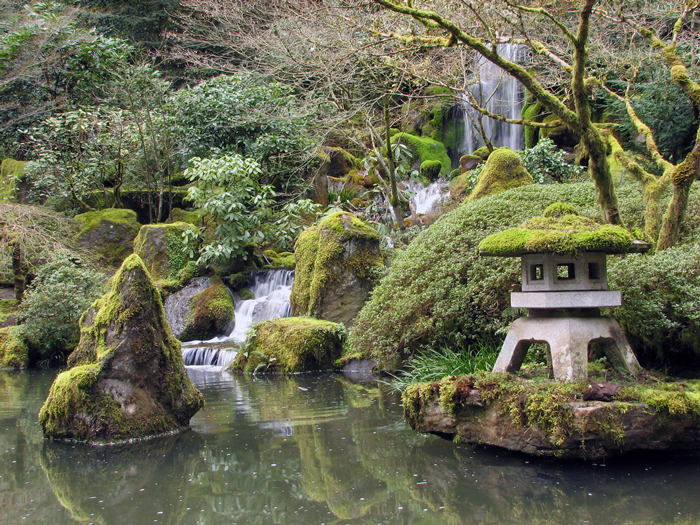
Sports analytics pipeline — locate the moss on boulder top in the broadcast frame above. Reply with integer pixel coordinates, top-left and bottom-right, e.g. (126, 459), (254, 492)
(478, 202), (635, 256)
(390, 132), (451, 176)
(133, 222), (194, 283)
(179, 276), (235, 342)
(39, 254), (204, 444)
(228, 317), (346, 374)
(75, 208), (141, 267)
(0, 325), (29, 369)
(290, 212), (383, 327)
(263, 249), (295, 269)
(0, 159), (26, 203)
(467, 147), (533, 202)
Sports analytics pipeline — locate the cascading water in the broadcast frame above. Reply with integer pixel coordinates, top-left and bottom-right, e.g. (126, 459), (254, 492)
(403, 179), (449, 215)
(458, 44), (525, 156)
(178, 269), (294, 368)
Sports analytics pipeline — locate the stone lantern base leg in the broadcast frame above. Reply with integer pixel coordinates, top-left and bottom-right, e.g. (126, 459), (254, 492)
(493, 316), (642, 382)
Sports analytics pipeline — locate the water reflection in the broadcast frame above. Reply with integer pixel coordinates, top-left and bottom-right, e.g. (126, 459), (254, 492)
(2, 369), (700, 524)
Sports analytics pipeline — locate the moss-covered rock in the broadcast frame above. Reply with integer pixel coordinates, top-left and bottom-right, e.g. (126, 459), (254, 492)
(263, 249), (295, 268)
(459, 154), (483, 174)
(391, 132), (451, 176)
(0, 159), (25, 203)
(229, 317), (345, 374)
(419, 160), (442, 182)
(75, 208), (141, 267)
(179, 276), (235, 342)
(478, 203), (635, 256)
(290, 212), (384, 327)
(467, 147), (533, 202)
(473, 146), (491, 160)
(0, 298), (18, 328)
(403, 372), (700, 460)
(323, 146), (361, 178)
(347, 183), (651, 370)
(132, 222), (194, 283)
(38, 254), (204, 443)
(0, 325), (29, 369)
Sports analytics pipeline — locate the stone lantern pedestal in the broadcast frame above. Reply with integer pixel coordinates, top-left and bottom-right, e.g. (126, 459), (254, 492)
(481, 245), (649, 381)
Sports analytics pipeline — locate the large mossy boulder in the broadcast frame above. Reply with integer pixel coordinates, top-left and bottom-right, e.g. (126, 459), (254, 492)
(229, 317), (345, 374)
(133, 222), (193, 283)
(0, 325), (29, 369)
(403, 373), (700, 460)
(179, 276), (235, 342)
(39, 254), (204, 443)
(467, 147), (533, 202)
(75, 209), (141, 267)
(390, 132), (451, 176)
(290, 211), (384, 328)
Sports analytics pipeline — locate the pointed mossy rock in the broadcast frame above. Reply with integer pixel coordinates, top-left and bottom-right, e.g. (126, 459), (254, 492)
(290, 211), (384, 328)
(75, 208), (141, 267)
(179, 276), (235, 342)
(133, 222), (194, 283)
(0, 325), (29, 369)
(39, 254), (204, 444)
(467, 147), (533, 202)
(228, 317), (346, 374)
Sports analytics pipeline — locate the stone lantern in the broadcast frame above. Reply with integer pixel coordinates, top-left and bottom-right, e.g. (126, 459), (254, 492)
(478, 203), (649, 382)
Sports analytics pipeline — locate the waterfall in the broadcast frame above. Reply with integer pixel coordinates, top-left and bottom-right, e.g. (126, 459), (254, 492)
(178, 269), (294, 368)
(403, 179), (449, 215)
(458, 44), (525, 156)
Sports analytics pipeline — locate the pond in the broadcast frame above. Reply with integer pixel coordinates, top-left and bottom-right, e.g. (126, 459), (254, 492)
(2, 368), (700, 524)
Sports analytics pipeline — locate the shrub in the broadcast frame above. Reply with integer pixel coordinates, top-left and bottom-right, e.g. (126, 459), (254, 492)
(18, 250), (106, 365)
(606, 244), (700, 369)
(347, 182), (647, 370)
(519, 138), (586, 183)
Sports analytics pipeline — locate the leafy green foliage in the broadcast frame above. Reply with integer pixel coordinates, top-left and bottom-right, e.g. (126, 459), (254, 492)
(185, 155), (274, 264)
(18, 250), (106, 365)
(171, 74), (316, 194)
(519, 139), (586, 183)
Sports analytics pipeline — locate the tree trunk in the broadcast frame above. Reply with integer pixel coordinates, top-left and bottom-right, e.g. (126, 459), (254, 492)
(582, 129), (622, 225)
(12, 243), (24, 302)
(385, 103), (405, 231)
(657, 153), (699, 250)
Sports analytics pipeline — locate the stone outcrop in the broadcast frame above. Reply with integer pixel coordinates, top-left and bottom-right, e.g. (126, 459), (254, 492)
(403, 373), (700, 460)
(178, 276), (235, 342)
(290, 212), (383, 328)
(0, 325), (29, 369)
(39, 254), (204, 443)
(229, 317), (345, 374)
(75, 208), (141, 267)
(132, 222), (193, 282)
(467, 147), (533, 202)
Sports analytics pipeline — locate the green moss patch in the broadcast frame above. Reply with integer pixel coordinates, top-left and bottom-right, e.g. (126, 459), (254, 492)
(479, 203), (634, 256)
(75, 208), (141, 267)
(179, 276), (235, 342)
(467, 147), (533, 202)
(0, 299), (18, 326)
(0, 325), (29, 369)
(229, 317), (346, 374)
(0, 159), (26, 203)
(133, 222), (195, 282)
(263, 249), (295, 269)
(391, 132), (451, 176)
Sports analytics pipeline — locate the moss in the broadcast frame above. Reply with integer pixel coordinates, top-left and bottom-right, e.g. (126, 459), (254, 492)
(0, 159), (26, 203)
(543, 202), (580, 218)
(617, 381), (700, 418)
(228, 317), (346, 374)
(323, 146), (361, 178)
(521, 101), (544, 149)
(449, 168), (461, 179)
(0, 325), (29, 369)
(39, 254), (204, 443)
(0, 299), (18, 325)
(132, 222), (194, 281)
(168, 207), (199, 225)
(420, 160), (442, 182)
(263, 249), (295, 268)
(75, 208), (141, 266)
(179, 276), (235, 341)
(473, 146), (491, 160)
(290, 212), (383, 320)
(478, 207), (634, 256)
(467, 147), (534, 202)
(391, 132), (451, 176)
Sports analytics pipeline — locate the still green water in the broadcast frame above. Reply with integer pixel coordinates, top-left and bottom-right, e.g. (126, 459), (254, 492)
(2, 368), (700, 524)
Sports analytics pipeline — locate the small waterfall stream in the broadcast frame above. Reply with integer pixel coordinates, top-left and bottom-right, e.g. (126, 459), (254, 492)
(458, 43), (525, 156)
(404, 179), (449, 215)
(177, 269), (295, 368)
